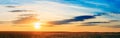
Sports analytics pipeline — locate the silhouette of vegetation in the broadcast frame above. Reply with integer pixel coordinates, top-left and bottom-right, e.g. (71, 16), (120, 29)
(0, 31), (120, 38)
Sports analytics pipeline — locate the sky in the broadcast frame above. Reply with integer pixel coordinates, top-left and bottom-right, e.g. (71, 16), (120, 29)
(0, 0), (120, 32)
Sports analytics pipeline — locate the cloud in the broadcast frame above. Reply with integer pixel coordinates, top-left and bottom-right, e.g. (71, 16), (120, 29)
(93, 12), (120, 20)
(110, 20), (120, 22)
(102, 25), (120, 28)
(5, 6), (17, 8)
(49, 15), (96, 25)
(19, 14), (37, 16)
(84, 1), (108, 6)
(83, 22), (110, 25)
(0, 1), (103, 21)
(13, 14), (39, 24)
(108, 25), (120, 28)
(9, 10), (34, 12)
(81, 20), (120, 27)
(47, 11), (113, 25)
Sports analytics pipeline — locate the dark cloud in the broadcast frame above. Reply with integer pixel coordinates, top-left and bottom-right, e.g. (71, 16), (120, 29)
(105, 25), (120, 28)
(83, 22), (110, 25)
(49, 15), (96, 25)
(111, 25), (120, 28)
(19, 14), (37, 16)
(5, 6), (17, 8)
(48, 12), (120, 26)
(0, 21), (4, 24)
(110, 20), (120, 22)
(74, 15), (95, 21)
(9, 10), (33, 12)
(78, 24), (97, 26)
(82, 20), (120, 26)
(94, 12), (108, 16)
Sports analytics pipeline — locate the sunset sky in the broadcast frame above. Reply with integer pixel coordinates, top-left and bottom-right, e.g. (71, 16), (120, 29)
(0, 0), (120, 32)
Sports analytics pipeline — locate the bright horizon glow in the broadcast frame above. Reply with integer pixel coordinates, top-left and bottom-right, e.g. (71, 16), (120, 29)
(34, 22), (42, 29)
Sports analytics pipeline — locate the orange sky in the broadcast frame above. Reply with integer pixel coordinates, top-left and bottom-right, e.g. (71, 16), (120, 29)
(0, 24), (120, 32)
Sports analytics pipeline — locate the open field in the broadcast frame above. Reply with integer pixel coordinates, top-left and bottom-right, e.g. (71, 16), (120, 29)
(0, 31), (120, 38)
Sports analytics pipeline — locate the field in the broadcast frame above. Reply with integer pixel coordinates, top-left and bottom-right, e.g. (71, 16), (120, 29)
(0, 31), (120, 38)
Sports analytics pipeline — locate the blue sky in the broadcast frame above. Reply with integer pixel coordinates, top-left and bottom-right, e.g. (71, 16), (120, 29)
(0, 0), (120, 31)
(56, 0), (120, 13)
(0, 0), (36, 5)
(1, 0), (120, 14)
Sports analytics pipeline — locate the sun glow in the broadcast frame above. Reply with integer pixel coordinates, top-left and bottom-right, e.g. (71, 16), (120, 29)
(34, 22), (42, 29)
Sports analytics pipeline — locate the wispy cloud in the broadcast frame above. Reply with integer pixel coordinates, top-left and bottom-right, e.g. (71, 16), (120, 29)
(9, 10), (34, 12)
(48, 15), (96, 25)
(5, 6), (17, 8)
(13, 14), (39, 24)
(107, 25), (120, 28)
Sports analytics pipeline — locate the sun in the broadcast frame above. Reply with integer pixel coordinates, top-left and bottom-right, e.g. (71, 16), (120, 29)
(34, 22), (42, 29)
